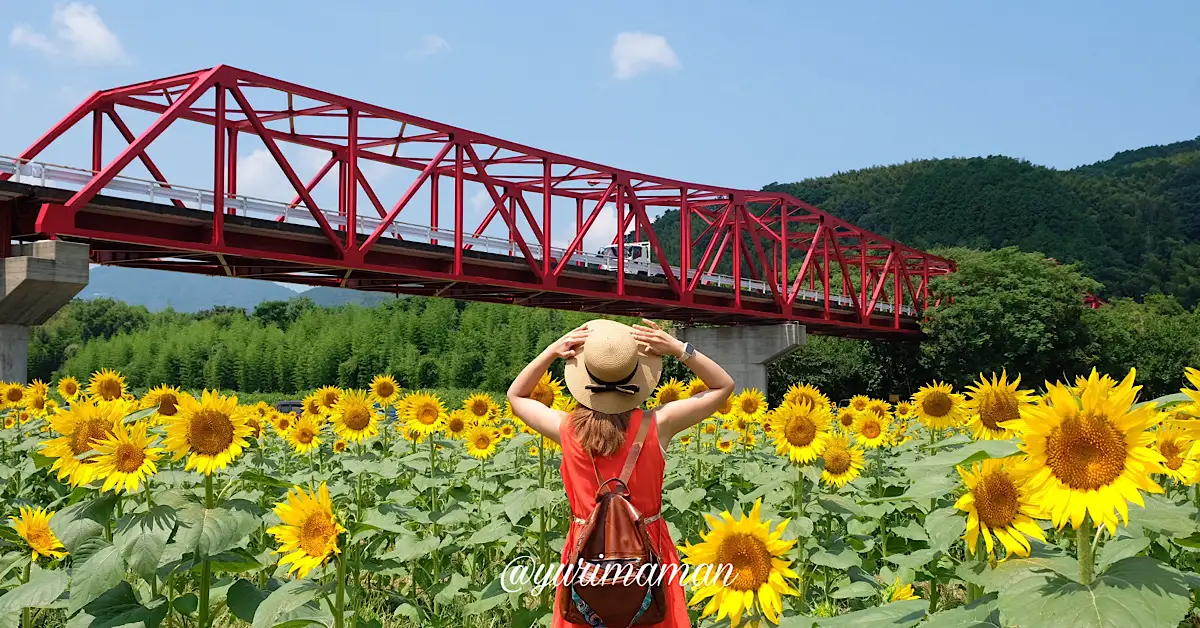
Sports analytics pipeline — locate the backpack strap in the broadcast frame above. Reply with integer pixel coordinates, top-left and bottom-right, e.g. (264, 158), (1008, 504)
(591, 410), (654, 496)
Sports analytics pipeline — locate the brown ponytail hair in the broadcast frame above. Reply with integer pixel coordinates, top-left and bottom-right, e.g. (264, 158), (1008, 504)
(571, 405), (633, 457)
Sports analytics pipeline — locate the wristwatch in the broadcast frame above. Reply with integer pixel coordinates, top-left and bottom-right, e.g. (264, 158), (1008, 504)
(678, 342), (696, 362)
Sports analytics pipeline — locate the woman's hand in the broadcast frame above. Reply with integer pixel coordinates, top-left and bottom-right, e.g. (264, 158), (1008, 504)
(547, 324), (590, 359)
(631, 319), (685, 358)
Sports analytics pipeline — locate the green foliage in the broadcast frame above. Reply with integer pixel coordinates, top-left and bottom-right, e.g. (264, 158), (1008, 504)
(53, 298), (601, 395)
(771, 247), (1200, 399)
(762, 137), (1200, 305)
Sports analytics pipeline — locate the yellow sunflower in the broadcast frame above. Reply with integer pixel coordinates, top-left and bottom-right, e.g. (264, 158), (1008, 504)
(735, 388), (768, 421)
(835, 407), (858, 430)
(770, 401), (830, 464)
(3, 415), (14, 429)
(272, 412), (296, 435)
(330, 389), (380, 444)
(10, 507), (67, 561)
(954, 458), (1047, 559)
(885, 579), (919, 602)
(725, 410), (759, 436)
(716, 438), (735, 454)
(715, 394), (734, 419)
(90, 420), (162, 494)
(912, 381), (967, 430)
(57, 376), (82, 401)
(301, 392), (323, 417)
(819, 435), (865, 488)
(41, 397), (130, 486)
(286, 414), (324, 455)
(313, 386), (342, 414)
(678, 499), (800, 627)
(561, 396), (579, 413)
(497, 421), (516, 440)
(465, 425), (500, 460)
(26, 379), (49, 399)
(444, 410), (474, 439)
(849, 395), (870, 412)
(895, 400), (914, 418)
(87, 368), (126, 401)
(866, 398), (892, 419)
(403, 391), (446, 436)
(653, 379), (686, 407)
(683, 377), (710, 399)
(403, 425), (428, 444)
(25, 394), (50, 418)
(890, 419), (915, 447)
(853, 411), (892, 449)
(142, 385), (189, 422)
(782, 383), (829, 412)
(964, 371), (1035, 440)
(162, 390), (254, 475)
(530, 372), (565, 409)
(1153, 425), (1198, 484)
(333, 440), (348, 454)
(462, 393), (498, 423)
(1, 382), (25, 408)
(1016, 370), (1164, 533)
(369, 374), (401, 407)
(266, 482), (345, 578)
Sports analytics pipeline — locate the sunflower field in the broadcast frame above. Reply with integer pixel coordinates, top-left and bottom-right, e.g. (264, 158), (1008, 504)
(2, 365), (1200, 628)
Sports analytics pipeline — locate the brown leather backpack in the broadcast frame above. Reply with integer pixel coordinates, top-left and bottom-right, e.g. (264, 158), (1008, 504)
(557, 413), (668, 627)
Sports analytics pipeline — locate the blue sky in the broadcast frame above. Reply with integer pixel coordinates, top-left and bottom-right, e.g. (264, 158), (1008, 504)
(3, 1), (1198, 193)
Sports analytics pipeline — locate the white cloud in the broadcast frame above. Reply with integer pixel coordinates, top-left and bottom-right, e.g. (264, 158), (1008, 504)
(235, 147), (330, 202)
(53, 3), (126, 64)
(408, 34), (450, 60)
(9, 24), (58, 55)
(611, 32), (680, 80)
(7, 3), (127, 65)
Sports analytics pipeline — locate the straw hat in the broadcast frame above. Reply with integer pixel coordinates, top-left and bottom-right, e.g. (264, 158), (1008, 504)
(564, 319), (663, 415)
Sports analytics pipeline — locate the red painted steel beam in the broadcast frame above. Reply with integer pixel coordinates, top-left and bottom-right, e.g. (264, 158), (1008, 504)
(4, 65), (954, 335)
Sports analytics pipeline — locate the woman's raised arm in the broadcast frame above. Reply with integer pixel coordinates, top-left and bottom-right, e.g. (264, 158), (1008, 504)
(506, 324), (590, 444)
(630, 320), (734, 441)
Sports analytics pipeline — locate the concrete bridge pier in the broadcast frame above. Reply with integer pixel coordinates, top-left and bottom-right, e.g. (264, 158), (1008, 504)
(0, 241), (89, 383)
(676, 322), (806, 394)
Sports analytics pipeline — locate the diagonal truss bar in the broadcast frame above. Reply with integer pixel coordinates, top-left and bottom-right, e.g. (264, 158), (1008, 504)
(227, 83), (342, 250)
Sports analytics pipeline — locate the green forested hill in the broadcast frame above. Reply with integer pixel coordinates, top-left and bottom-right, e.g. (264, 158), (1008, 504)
(653, 136), (1200, 304)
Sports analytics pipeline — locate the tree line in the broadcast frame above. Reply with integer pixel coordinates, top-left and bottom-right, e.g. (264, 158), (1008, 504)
(28, 246), (1200, 402)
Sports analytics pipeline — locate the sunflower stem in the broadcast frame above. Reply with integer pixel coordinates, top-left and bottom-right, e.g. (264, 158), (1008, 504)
(334, 551), (346, 628)
(199, 473), (214, 628)
(22, 561), (31, 628)
(1077, 516), (1095, 585)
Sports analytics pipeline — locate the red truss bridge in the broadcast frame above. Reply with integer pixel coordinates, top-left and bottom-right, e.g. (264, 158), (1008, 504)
(0, 65), (954, 338)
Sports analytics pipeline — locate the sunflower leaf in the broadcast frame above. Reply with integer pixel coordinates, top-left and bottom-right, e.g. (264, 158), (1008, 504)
(0, 564), (68, 613)
(1126, 495), (1198, 538)
(815, 599), (926, 627)
(996, 556), (1191, 628)
(173, 502), (261, 558)
(250, 578), (332, 628)
(49, 494), (116, 555)
(809, 542), (862, 570)
(904, 441), (1020, 480)
(114, 505), (176, 585)
(1097, 536), (1150, 570)
(921, 594), (1001, 628)
(77, 581), (169, 628)
(123, 406), (160, 425)
(68, 540), (124, 614)
(831, 580), (879, 599)
(924, 507), (966, 552)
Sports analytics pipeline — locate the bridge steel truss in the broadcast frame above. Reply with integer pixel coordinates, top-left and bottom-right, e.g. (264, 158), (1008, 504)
(0, 65), (954, 337)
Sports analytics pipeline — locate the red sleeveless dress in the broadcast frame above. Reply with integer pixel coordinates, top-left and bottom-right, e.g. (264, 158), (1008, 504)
(554, 409), (692, 627)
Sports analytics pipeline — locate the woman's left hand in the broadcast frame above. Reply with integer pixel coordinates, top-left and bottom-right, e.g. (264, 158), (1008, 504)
(631, 319), (685, 357)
